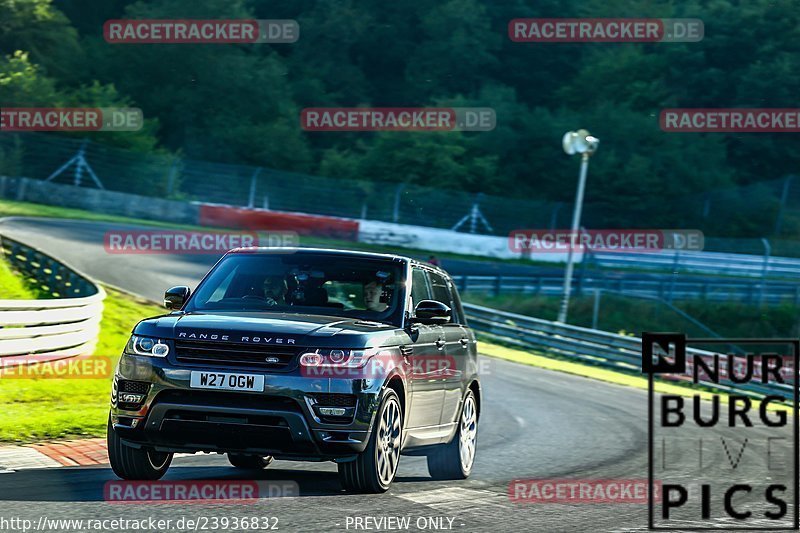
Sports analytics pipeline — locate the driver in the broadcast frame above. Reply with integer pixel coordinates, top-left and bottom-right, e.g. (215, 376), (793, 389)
(363, 280), (388, 312)
(262, 276), (288, 306)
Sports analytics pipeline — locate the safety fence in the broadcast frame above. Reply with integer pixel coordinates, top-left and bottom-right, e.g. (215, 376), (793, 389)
(463, 302), (794, 401)
(0, 233), (105, 365)
(591, 249), (800, 279)
(455, 275), (800, 306)
(2, 132), (800, 248)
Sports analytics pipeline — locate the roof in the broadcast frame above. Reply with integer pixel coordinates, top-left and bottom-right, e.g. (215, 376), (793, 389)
(227, 246), (449, 275)
(228, 246), (409, 262)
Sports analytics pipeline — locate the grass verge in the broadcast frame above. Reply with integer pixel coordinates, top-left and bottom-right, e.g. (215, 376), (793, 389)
(0, 286), (162, 443)
(0, 257), (40, 299)
(479, 338), (791, 413)
(466, 292), (800, 339)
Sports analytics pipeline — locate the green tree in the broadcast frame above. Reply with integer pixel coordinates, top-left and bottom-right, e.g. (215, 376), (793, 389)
(0, 0), (83, 81)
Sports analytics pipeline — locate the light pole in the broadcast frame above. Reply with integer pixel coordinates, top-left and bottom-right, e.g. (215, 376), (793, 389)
(557, 129), (599, 324)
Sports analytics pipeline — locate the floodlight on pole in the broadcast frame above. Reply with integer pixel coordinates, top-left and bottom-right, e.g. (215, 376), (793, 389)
(557, 129), (599, 324)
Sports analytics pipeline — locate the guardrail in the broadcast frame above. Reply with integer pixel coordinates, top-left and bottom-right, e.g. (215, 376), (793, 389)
(455, 275), (799, 306)
(0, 234), (105, 364)
(463, 302), (793, 401)
(591, 249), (800, 279)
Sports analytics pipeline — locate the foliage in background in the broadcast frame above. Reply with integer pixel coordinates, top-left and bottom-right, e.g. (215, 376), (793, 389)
(0, 0), (799, 237)
(465, 292), (800, 339)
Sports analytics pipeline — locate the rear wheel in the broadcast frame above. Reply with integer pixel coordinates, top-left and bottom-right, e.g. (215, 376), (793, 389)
(338, 389), (402, 493)
(107, 416), (172, 480)
(228, 454), (273, 469)
(427, 390), (477, 480)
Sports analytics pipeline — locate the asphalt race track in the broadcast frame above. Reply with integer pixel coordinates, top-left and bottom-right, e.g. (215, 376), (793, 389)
(0, 217), (736, 301)
(0, 217), (794, 532)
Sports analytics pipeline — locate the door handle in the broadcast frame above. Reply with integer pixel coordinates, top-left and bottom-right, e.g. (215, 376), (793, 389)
(435, 339), (446, 350)
(460, 337), (469, 347)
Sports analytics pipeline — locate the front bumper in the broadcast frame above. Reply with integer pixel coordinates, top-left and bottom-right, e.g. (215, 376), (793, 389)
(110, 354), (396, 459)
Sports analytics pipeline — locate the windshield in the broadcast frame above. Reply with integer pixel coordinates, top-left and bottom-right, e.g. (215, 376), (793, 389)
(184, 253), (404, 323)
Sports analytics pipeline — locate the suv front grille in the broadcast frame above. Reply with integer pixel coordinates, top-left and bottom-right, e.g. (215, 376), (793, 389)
(173, 340), (303, 370)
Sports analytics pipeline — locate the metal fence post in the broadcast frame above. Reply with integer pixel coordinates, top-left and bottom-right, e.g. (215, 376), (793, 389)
(577, 246), (590, 297)
(392, 183), (405, 223)
(166, 159), (179, 196)
(592, 289), (601, 329)
(668, 250), (680, 303)
(774, 175), (795, 236)
(759, 238), (771, 308)
(247, 168), (261, 208)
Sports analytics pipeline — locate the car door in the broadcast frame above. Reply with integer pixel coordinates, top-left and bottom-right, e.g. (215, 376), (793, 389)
(429, 271), (469, 427)
(404, 267), (446, 431)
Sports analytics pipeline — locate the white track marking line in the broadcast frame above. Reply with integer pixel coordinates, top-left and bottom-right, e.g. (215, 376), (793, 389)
(397, 487), (509, 513)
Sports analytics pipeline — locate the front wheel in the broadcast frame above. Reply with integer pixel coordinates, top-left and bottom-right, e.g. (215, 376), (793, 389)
(107, 416), (172, 480)
(427, 390), (478, 480)
(338, 389), (402, 493)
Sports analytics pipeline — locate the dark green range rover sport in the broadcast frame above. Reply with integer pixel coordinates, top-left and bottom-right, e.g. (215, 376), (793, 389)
(108, 248), (480, 493)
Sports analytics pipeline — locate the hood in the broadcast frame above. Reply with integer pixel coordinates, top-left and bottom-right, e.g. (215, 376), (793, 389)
(133, 311), (397, 348)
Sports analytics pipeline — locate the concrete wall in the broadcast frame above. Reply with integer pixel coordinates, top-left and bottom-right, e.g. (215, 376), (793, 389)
(358, 219), (575, 263)
(0, 176), (199, 225)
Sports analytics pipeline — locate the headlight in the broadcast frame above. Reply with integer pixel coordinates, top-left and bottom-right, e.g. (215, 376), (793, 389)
(125, 335), (169, 357)
(298, 348), (378, 368)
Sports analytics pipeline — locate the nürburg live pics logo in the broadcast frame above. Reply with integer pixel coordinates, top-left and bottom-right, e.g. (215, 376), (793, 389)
(643, 332), (799, 530)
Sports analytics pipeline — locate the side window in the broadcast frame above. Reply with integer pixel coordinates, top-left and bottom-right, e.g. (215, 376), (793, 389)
(411, 268), (430, 308)
(429, 272), (457, 323)
(448, 280), (466, 325)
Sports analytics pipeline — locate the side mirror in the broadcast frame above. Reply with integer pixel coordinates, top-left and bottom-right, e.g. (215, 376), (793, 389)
(411, 300), (451, 325)
(164, 286), (190, 310)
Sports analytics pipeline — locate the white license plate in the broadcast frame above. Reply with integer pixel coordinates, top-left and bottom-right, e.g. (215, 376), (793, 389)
(190, 371), (264, 391)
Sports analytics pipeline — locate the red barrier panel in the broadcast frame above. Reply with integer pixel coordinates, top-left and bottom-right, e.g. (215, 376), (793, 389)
(199, 205), (359, 241)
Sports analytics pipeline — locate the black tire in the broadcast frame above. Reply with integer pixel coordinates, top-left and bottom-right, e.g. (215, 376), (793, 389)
(107, 416), (172, 480)
(228, 454), (274, 469)
(427, 390), (478, 480)
(338, 389), (402, 493)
